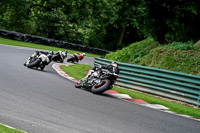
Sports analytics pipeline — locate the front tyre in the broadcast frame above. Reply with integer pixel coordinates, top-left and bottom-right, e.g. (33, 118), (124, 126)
(91, 79), (111, 94)
(40, 65), (45, 71)
(75, 80), (83, 88)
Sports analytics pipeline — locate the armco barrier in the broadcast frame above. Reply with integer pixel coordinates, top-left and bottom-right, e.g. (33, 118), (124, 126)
(0, 29), (109, 55)
(94, 57), (200, 106)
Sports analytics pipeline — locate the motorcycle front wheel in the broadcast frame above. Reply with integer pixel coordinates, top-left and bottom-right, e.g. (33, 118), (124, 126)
(75, 80), (83, 88)
(91, 79), (111, 94)
(40, 65), (45, 71)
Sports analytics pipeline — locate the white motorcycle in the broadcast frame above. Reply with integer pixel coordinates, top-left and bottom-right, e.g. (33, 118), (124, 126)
(24, 51), (53, 70)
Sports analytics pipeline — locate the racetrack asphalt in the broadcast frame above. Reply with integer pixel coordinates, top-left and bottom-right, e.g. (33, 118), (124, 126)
(0, 44), (200, 133)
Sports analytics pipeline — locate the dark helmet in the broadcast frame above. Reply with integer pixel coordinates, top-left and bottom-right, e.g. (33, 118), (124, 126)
(49, 51), (54, 55)
(35, 51), (39, 55)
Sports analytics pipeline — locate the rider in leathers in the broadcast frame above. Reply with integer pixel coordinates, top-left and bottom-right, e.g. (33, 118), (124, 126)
(86, 62), (119, 79)
(24, 50), (53, 66)
(74, 53), (85, 62)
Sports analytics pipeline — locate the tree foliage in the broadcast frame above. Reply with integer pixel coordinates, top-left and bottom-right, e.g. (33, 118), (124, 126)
(0, 0), (200, 50)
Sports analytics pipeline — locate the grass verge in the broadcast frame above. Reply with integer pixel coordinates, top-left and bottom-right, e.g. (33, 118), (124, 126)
(0, 38), (99, 58)
(60, 64), (200, 119)
(105, 38), (200, 75)
(60, 64), (92, 80)
(0, 124), (24, 133)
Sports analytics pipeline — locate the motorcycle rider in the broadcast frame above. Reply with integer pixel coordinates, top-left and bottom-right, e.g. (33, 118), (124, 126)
(74, 53), (85, 62)
(101, 61), (119, 74)
(86, 61), (119, 79)
(52, 50), (68, 63)
(24, 50), (54, 66)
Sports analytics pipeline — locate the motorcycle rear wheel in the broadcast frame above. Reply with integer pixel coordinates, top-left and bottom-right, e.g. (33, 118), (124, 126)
(27, 59), (41, 68)
(91, 79), (111, 94)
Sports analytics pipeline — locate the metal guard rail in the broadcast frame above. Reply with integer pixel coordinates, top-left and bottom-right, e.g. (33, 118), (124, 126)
(94, 57), (200, 106)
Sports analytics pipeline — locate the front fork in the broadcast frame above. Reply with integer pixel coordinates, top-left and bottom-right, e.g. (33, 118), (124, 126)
(81, 79), (86, 87)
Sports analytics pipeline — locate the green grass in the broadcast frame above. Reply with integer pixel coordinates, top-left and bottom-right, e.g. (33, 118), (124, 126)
(0, 37), (99, 58)
(60, 64), (93, 80)
(139, 45), (200, 75)
(105, 37), (159, 64)
(60, 64), (200, 119)
(112, 87), (200, 118)
(0, 124), (24, 133)
(105, 38), (200, 75)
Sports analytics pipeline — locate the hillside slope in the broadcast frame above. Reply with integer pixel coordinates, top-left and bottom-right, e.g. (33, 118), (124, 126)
(105, 38), (200, 75)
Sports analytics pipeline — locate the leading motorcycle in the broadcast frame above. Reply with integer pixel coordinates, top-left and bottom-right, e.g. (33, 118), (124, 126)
(75, 67), (118, 94)
(67, 53), (85, 63)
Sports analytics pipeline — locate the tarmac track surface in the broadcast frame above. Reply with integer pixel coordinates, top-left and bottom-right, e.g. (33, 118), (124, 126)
(0, 44), (200, 133)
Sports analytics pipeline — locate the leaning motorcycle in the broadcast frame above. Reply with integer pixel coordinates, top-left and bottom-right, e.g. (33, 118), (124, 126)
(24, 52), (52, 70)
(52, 50), (67, 63)
(75, 68), (119, 94)
(67, 53), (83, 63)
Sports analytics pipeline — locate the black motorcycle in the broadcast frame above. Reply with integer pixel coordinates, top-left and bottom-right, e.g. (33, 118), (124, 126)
(52, 50), (67, 63)
(75, 68), (119, 94)
(67, 53), (85, 63)
(67, 55), (77, 63)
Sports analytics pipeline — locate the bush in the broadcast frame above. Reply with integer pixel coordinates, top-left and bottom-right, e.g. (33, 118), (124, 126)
(168, 41), (193, 50)
(139, 42), (200, 75)
(105, 38), (200, 75)
(105, 37), (159, 63)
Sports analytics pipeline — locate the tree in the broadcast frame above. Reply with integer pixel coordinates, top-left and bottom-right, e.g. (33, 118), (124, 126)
(146, 0), (200, 43)
(1, 0), (200, 50)
(0, 0), (30, 32)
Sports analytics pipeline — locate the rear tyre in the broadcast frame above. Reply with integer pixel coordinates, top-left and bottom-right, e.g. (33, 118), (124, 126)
(27, 59), (41, 68)
(91, 79), (111, 94)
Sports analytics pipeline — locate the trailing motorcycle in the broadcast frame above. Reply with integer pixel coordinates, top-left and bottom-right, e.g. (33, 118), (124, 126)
(24, 51), (53, 70)
(67, 53), (85, 63)
(75, 67), (119, 94)
(52, 50), (68, 63)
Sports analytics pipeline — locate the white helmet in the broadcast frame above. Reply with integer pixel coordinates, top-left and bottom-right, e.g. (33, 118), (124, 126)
(111, 61), (118, 67)
(82, 53), (85, 56)
(62, 51), (67, 58)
